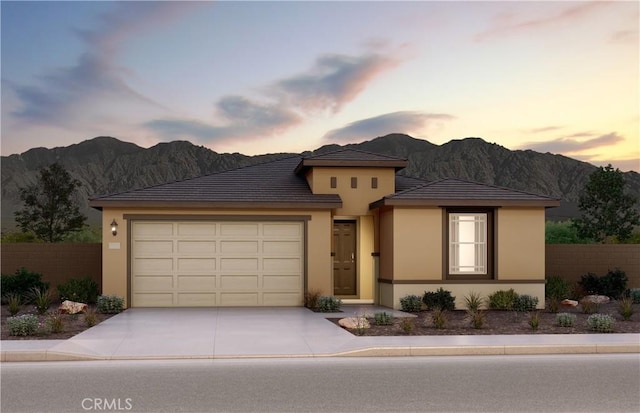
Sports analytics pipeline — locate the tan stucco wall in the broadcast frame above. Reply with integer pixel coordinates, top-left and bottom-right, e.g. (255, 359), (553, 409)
(100, 208), (332, 307)
(386, 283), (545, 310)
(497, 208), (545, 280)
(379, 209), (394, 280)
(391, 208), (442, 280)
(358, 215), (375, 301)
(308, 167), (396, 216)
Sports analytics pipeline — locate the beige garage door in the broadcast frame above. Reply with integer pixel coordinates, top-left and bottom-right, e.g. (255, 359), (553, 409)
(131, 221), (304, 307)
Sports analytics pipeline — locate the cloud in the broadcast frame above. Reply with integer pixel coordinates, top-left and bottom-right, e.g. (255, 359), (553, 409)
(146, 96), (301, 142)
(520, 132), (624, 154)
(476, 2), (611, 41)
(529, 126), (564, 134)
(271, 53), (399, 113)
(610, 30), (638, 44)
(322, 111), (455, 143)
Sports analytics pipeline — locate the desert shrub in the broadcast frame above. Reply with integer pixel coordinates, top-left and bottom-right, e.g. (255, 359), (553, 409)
(374, 312), (394, 326)
(48, 311), (65, 333)
(431, 308), (447, 329)
(580, 300), (599, 314)
(7, 314), (39, 336)
(528, 312), (540, 330)
(399, 294), (423, 312)
(96, 295), (125, 314)
(5, 293), (22, 316)
(545, 276), (572, 300)
(317, 296), (342, 313)
(514, 295), (539, 312)
(618, 297), (634, 321)
(466, 310), (486, 329)
(400, 318), (414, 332)
(84, 307), (98, 327)
(556, 313), (577, 327)
(587, 314), (615, 333)
(31, 287), (53, 315)
(304, 289), (322, 310)
(629, 289), (640, 304)
(488, 289), (518, 310)
(463, 291), (484, 312)
(578, 269), (628, 299)
(1, 268), (49, 304)
(423, 288), (455, 311)
(57, 277), (99, 304)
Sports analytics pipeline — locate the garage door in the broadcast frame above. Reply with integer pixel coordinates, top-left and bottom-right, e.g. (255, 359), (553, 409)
(131, 221), (304, 307)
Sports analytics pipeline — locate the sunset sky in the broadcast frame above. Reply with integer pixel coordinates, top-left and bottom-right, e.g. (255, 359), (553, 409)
(1, 1), (638, 171)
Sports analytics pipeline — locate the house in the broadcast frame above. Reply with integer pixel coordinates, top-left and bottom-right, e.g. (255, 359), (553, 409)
(89, 149), (560, 309)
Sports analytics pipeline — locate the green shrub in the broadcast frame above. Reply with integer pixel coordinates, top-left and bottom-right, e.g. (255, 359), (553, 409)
(399, 295), (423, 312)
(374, 312), (394, 326)
(587, 314), (615, 333)
(580, 300), (599, 314)
(48, 311), (65, 333)
(5, 293), (22, 316)
(578, 269), (628, 299)
(629, 289), (640, 304)
(556, 313), (577, 327)
(431, 308), (447, 329)
(84, 307), (98, 327)
(7, 314), (39, 336)
(545, 276), (572, 300)
(400, 318), (413, 332)
(514, 295), (539, 312)
(528, 312), (540, 330)
(31, 287), (53, 315)
(96, 295), (125, 314)
(304, 289), (322, 310)
(467, 310), (486, 329)
(1, 268), (49, 304)
(618, 297), (634, 321)
(316, 296), (342, 313)
(463, 291), (484, 312)
(488, 289), (518, 310)
(423, 288), (455, 311)
(57, 277), (99, 304)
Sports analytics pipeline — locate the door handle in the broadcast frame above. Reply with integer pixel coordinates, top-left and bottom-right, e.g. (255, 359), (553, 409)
(351, 253), (355, 262)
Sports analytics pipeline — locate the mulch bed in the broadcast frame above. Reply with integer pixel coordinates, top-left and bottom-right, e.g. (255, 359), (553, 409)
(1, 304), (116, 340)
(330, 301), (640, 336)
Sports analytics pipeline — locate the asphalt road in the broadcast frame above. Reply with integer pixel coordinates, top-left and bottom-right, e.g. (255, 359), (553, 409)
(1, 355), (639, 413)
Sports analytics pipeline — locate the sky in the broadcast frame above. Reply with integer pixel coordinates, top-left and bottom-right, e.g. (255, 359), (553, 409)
(1, 1), (638, 172)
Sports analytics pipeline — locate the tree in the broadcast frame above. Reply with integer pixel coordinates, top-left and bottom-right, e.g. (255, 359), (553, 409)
(15, 163), (86, 242)
(572, 165), (640, 243)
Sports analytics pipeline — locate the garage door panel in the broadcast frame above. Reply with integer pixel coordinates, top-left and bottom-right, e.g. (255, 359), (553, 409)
(263, 223), (301, 237)
(178, 223), (216, 237)
(220, 241), (258, 254)
(263, 275), (300, 290)
(221, 258), (258, 271)
(135, 222), (174, 237)
(177, 241), (216, 255)
(177, 293), (216, 306)
(263, 293), (301, 306)
(263, 241), (300, 255)
(134, 293), (174, 307)
(220, 293), (259, 306)
(134, 258), (173, 273)
(135, 240), (173, 255)
(220, 223), (259, 236)
(178, 276), (216, 291)
(134, 275), (174, 291)
(263, 258), (301, 272)
(177, 258), (216, 272)
(221, 275), (258, 290)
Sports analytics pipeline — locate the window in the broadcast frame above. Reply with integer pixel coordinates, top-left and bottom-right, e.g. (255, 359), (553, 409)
(447, 210), (493, 279)
(330, 177), (337, 188)
(371, 177), (378, 189)
(351, 177), (357, 188)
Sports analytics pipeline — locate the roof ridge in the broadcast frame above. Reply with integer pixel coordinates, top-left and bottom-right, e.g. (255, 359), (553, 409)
(439, 177), (559, 200)
(304, 147), (407, 161)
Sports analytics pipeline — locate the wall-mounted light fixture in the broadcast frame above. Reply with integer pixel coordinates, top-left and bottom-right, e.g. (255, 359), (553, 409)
(111, 219), (118, 236)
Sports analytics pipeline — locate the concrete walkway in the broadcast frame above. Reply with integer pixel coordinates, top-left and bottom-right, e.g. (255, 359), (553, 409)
(1, 306), (638, 362)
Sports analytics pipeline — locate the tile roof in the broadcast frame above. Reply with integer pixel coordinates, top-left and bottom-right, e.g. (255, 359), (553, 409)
(394, 175), (428, 192)
(89, 156), (342, 210)
(370, 178), (560, 208)
(295, 149), (407, 174)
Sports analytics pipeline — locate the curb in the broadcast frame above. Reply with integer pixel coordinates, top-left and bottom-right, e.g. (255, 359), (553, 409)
(2, 343), (639, 362)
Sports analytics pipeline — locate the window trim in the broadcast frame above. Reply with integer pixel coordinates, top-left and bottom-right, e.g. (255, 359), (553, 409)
(444, 208), (494, 280)
(371, 177), (378, 189)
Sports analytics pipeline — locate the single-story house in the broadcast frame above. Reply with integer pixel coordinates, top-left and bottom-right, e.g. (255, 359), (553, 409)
(89, 149), (560, 309)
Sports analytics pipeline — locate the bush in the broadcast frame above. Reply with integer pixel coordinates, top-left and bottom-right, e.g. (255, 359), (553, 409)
(587, 314), (615, 333)
(96, 295), (125, 314)
(466, 310), (486, 329)
(5, 293), (22, 316)
(84, 307), (98, 327)
(48, 311), (65, 333)
(580, 300), (599, 314)
(629, 289), (640, 304)
(463, 292), (484, 312)
(31, 287), (53, 315)
(488, 289), (518, 310)
(316, 296), (342, 313)
(545, 276), (572, 300)
(423, 288), (455, 311)
(399, 295), (423, 312)
(304, 289), (322, 310)
(528, 312), (540, 330)
(578, 269), (628, 299)
(514, 295), (539, 312)
(556, 313), (577, 327)
(0, 268), (49, 304)
(7, 314), (39, 336)
(431, 308), (447, 329)
(400, 318), (413, 332)
(618, 297), (634, 321)
(57, 277), (99, 304)
(374, 312), (394, 326)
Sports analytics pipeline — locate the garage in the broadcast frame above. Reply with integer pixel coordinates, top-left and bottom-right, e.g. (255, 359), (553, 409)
(131, 220), (304, 307)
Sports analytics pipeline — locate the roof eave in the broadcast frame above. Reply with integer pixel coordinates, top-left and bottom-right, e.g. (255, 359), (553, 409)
(89, 199), (343, 210)
(295, 159), (408, 175)
(370, 198), (561, 209)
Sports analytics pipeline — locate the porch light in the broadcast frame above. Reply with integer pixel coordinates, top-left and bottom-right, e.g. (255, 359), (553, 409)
(111, 219), (118, 236)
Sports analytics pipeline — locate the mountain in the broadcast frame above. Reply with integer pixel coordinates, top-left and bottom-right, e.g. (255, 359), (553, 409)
(2, 134), (639, 229)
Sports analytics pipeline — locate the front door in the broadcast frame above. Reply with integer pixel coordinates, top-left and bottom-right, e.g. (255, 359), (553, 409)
(333, 221), (357, 296)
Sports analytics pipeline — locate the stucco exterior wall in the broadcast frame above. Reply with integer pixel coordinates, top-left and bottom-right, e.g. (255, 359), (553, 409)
(100, 208), (332, 307)
(391, 207), (442, 280)
(379, 209), (394, 280)
(358, 215), (375, 301)
(497, 208), (545, 280)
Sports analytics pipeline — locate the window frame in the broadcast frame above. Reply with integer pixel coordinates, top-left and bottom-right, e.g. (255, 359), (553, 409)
(444, 208), (494, 280)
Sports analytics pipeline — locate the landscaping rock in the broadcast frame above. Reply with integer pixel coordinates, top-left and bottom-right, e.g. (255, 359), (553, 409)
(59, 300), (88, 314)
(581, 295), (610, 305)
(338, 317), (370, 329)
(561, 299), (579, 307)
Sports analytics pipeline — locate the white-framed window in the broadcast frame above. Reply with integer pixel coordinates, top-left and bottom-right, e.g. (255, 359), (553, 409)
(449, 213), (487, 275)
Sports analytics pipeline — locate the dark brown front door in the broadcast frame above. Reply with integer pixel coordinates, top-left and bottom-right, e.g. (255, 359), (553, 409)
(333, 221), (357, 296)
